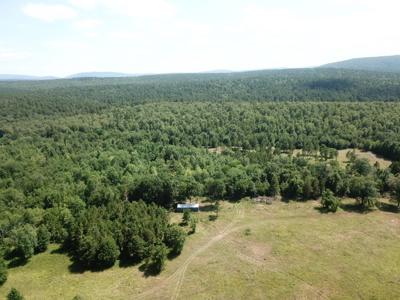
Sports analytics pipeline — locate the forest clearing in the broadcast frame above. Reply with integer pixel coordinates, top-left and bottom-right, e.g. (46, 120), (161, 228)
(1, 199), (399, 300)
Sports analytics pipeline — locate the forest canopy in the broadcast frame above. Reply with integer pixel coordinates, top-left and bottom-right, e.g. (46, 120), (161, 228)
(1, 70), (400, 275)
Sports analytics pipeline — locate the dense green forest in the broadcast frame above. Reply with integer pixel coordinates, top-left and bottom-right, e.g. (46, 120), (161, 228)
(1, 70), (400, 284)
(2, 68), (400, 120)
(322, 55), (400, 73)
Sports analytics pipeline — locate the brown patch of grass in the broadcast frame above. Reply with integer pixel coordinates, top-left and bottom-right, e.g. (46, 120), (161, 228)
(337, 148), (392, 169)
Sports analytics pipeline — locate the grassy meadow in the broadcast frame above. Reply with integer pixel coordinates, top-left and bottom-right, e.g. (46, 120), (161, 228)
(1, 199), (399, 300)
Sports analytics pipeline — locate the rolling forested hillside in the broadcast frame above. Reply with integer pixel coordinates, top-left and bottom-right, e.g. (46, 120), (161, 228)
(1, 68), (400, 297)
(1, 68), (400, 119)
(322, 55), (400, 73)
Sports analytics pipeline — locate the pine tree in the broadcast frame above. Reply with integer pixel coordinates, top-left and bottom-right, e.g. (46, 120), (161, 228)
(7, 288), (24, 300)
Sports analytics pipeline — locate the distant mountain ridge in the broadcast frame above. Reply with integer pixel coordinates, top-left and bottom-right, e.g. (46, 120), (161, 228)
(0, 72), (147, 81)
(67, 72), (145, 78)
(1, 55), (400, 81)
(0, 74), (58, 81)
(321, 55), (400, 73)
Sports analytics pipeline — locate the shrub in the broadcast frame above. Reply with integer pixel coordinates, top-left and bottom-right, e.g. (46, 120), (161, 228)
(36, 225), (50, 253)
(182, 209), (191, 225)
(348, 176), (378, 209)
(147, 244), (167, 274)
(321, 189), (340, 212)
(0, 257), (7, 286)
(12, 225), (37, 260)
(389, 175), (400, 208)
(96, 236), (120, 268)
(7, 288), (24, 300)
(164, 225), (186, 255)
(189, 217), (197, 234)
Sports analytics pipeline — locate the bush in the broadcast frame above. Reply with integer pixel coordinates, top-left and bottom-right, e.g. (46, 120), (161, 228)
(147, 244), (167, 274)
(0, 257), (7, 286)
(96, 236), (120, 268)
(389, 175), (400, 208)
(189, 217), (197, 234)
(182, 209), (191, 225)
(164, 225), (186, 255)
(321, 189), (340, 212)
(7, 288), (24, 300)
(12, 225), (38, 260)
(36, 225), (50, 253)
(348, 176), (378, 209)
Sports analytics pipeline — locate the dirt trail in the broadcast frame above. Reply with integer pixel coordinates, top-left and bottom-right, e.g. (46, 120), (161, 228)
(135, 204), (244, 300)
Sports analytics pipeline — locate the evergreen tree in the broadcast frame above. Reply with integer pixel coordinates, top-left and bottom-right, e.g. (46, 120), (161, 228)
(164, 225), (186, 255)
(96, 236), (119, 268)
(12, 225), (37, 260)
(36, 225), (51, 253)
(147, 244), (167, 274)
(269, 175), (280, 197)
(7, 288), (24, 300)
(389, 176), (400, 208)
(321, 189), (340, 212)
(182, 210), (191, 226)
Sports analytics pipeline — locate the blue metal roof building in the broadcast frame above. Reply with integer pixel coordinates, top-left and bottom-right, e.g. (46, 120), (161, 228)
(176, 203), (200, 212)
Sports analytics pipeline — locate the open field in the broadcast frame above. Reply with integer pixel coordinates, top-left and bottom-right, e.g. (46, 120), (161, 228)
(1, 200), (400, 300)
(337, 149), (392, 169)
(291, 148), (392, 169)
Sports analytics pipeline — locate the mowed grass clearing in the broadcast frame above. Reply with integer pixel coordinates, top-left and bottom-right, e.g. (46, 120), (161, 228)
(1, 200), (400, 300)
(337, 149), (392, 169)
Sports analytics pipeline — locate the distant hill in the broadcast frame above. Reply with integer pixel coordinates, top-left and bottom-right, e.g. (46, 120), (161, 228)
(321, 55), (400, 73)
(67, 72), (145, 78)
(0, 74), (57, 81)
(2, 68), (400, 105)
(200, 70), (234, 74)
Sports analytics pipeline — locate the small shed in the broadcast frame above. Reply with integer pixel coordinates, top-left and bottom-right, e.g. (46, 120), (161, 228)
(176, 203), (200, 212)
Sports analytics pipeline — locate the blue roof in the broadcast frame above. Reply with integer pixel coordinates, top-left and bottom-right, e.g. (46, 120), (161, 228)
(177, 203), (199, 209)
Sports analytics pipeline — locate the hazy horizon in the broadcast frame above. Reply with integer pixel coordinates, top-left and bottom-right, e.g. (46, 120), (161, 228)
(1, 0), (400, 77)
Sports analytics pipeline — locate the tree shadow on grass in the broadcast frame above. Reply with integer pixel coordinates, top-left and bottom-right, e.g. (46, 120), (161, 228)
(208, 215), (218, 221)
(7, 257), (28, 269)
(379, 202), (400, 213)
(200, 204), (216, 212)
(118, 256), (141, 268)
(280, 196), (291, 203)
(50, 245), (69, 255)
(167, 251), (179, 261)
(68, 260), (113, 274)
(314, 206), (331, 214)
(68, 261), (86, 274)
(138, 262), (160, 277)
(340, 203), (371, 214)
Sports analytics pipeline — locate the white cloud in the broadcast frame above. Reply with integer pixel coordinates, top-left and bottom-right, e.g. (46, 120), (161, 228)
(46, 40), (90, 51)
(69, 0), (98, 10)
(104, 0), (176, 19)
(0, 48), (31, 62)
(74, 19), (102, 30)
(22, 3), (77, 22)
(69, 0), (176, 19)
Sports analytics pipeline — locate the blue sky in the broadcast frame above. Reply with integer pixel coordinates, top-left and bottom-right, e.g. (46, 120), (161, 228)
(1, 0), (399, 76)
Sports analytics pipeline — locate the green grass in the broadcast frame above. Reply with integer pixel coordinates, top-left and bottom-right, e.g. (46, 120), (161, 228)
(337, 149), (392, 169)
(1, 200), (400, 299)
